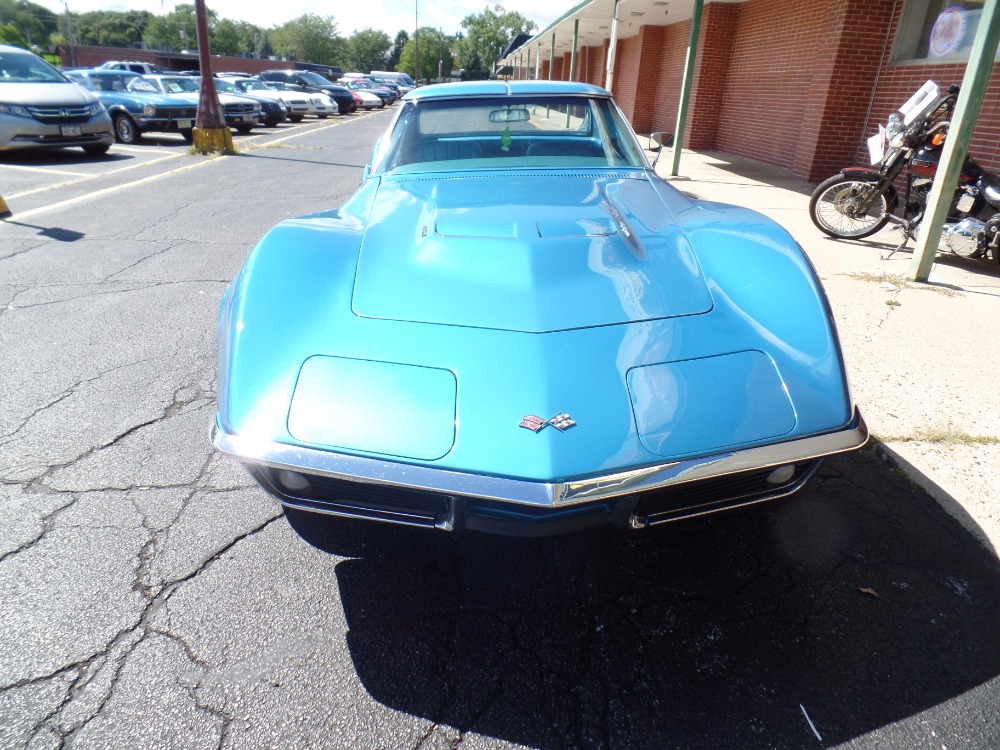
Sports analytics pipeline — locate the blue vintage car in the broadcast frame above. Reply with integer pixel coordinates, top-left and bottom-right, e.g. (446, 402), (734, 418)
(213, 81), (868, 536)
(65, 69), (198, 144)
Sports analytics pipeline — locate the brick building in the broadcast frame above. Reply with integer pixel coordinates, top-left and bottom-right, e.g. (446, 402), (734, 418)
(508, 0), (998, 183)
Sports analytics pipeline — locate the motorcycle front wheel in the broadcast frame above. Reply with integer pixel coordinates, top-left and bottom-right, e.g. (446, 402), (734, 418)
(809, 174), (892, 239)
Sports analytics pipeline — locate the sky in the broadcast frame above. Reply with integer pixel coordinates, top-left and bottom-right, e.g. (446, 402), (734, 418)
(33, 0), (568, 38)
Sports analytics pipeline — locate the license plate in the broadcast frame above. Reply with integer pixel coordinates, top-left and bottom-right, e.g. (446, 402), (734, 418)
(242, 115), (253, 122)
(60, 125), (82, 137)
(178, 119), (192, 129)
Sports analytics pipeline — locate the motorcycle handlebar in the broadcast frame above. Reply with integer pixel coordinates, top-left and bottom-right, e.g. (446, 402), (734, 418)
(902, 90), (959, 145)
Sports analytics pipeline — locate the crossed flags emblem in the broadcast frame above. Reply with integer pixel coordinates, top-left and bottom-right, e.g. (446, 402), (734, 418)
(519, 413), (577, 433)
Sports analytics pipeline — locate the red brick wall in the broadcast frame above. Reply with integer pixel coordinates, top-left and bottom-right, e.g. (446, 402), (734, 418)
(60, 45), (293, 76)
(646, 23), (692, 140)
(577, 42), (607, 87)
(713, 0), (832, 178)
(612, 35), (642, 123)
(687, 3), (741, 149)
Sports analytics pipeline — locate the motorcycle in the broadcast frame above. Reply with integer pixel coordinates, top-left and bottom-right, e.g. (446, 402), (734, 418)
(809, 80), (1000, 264)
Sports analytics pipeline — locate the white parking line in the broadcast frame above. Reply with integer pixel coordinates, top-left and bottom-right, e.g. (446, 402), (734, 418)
(0, 163), (92, 177)
(6, 152), (184, 200)
(9, 157), (214, 221)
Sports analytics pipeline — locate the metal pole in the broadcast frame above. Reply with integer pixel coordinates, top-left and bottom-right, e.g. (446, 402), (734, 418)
(605, 0), (620, 91)
(549, 34), (555, 80)
(414, 0), (419, 84)
(527, 48), (532, 80)
(61, 1), (76, 67)
(569, 19), (579, 81)
(194, 0), (222, 129)
(669, 0), (704, 177)
(910, 0), (1000, 281)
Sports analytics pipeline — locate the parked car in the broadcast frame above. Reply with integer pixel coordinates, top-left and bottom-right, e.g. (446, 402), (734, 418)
(307, 93), (336, 118)
(98, 61), (165, 75)
(343, 80), (384, 110)
(141, 74), (261, 133)
(223, 76), (310, 122)
(64, 69), (197, 144)
(370, 70), (416, 92)
(0, 44), (113, 155)
(257, 69), (356, 114)
(346, 78), (395, 106)
(212, 77), (284, 126)
(213, 81), (868, 536)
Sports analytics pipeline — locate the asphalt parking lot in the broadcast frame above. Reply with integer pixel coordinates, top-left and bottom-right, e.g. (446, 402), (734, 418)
(2, 112), (999, 749)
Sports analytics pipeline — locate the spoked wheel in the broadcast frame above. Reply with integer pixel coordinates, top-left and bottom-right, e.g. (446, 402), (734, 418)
(809, 174), (891, 239)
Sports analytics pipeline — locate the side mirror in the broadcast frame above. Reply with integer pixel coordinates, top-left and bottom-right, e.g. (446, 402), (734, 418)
(649, 131), (674, 168)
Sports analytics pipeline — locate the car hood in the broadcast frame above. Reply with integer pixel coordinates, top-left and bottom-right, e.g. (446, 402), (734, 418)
(5, 81), (97, 106)
(352, 172), (713, 333)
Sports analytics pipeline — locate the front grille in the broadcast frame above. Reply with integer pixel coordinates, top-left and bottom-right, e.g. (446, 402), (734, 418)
(26, 104), (92, 124)
(259, 468), (452, 528)
(631, 460), (820, 526)
(224, 102), (256, 113)
(167, 107), (196, 118)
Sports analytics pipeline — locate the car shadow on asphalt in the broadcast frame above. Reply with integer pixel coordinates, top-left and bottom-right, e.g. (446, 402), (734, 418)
(285, 448), (1000, 749)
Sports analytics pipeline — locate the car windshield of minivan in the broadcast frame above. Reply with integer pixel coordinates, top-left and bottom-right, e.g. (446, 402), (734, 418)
(0, 51), (66, 83)
(299, 72), (331, 86)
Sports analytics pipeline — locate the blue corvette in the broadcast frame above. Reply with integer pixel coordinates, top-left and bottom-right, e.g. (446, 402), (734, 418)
(213, 81), (868, 536)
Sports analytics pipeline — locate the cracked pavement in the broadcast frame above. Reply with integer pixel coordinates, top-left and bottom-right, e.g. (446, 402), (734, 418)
(3, 117), (1000, 750)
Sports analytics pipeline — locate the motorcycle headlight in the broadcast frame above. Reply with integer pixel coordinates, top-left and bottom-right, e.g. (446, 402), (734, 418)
(885, 112), (903, 139)
(0, 103), (32, 118)
(143, 103), (156, 117)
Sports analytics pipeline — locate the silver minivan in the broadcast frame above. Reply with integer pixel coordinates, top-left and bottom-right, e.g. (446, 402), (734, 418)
(0, 44), (114, 155)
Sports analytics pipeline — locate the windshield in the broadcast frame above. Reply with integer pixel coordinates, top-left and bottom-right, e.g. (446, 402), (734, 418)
(0, 51), (67, 83)
(373, 95), (646, 175)
(158, 77), (199, 93)
(214, 80), (241, 93)
(240, 80), (268, 91)
(126, 78), (158, 93)
(299, 72), (331, 86)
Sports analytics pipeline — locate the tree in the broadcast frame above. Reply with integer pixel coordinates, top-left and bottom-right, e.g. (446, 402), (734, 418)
(212, 18), (265, 56)
(0, 22), (26, 47)
(343, 28), (390, 74)
(269, 14), (342, 66)
(397, 27), (454, 83)
(388, 29), (407, 72)
(464, 48), (485, 80)
(142, 4), (214, 51)
(0, 0), (58, 47)
(74, 10), (153, 48)
(458, 4), (535, 77)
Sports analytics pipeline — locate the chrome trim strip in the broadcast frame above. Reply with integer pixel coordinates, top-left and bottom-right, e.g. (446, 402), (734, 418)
(212, 409), (867, 509)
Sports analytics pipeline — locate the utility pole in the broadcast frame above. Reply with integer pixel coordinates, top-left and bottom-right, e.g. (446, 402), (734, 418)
(191, 0), (231, 153)
(61, 1), (76, 67)
(414, 0), (420, 84)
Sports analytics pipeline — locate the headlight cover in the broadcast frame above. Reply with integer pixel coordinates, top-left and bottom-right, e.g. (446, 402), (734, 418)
(0, 103), (32, 118)
(89, 101), (106, 116)
(143, 103), (156, 117)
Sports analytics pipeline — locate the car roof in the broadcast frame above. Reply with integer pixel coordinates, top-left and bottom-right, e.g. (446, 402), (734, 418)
(405, 80), (610, 102)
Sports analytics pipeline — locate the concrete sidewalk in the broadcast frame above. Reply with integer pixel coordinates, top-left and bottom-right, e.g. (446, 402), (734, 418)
(653, 148), (1000, 556)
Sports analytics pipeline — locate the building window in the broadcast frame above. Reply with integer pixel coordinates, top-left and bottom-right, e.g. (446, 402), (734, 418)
(893, 0), (986, 63)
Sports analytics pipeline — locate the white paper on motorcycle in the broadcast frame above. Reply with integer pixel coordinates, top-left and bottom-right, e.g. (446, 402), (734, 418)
(868, 81), (939, 164)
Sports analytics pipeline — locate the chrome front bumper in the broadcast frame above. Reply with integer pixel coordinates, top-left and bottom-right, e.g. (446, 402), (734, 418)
(212, 409), (868, 533)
